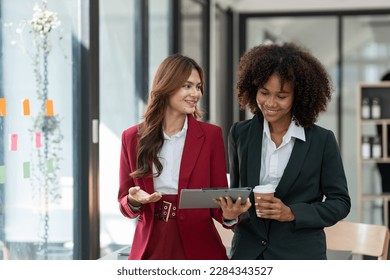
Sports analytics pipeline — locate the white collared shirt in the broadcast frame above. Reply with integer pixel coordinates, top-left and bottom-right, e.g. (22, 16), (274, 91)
(259, 119), (306, 188)
(152, 116), (188, 194)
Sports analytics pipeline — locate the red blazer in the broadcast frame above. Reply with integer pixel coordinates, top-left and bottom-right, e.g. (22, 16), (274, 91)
(118, 114), (230, 259)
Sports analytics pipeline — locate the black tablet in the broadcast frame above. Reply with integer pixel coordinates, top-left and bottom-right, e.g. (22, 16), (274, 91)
(178, 187), (252, 209)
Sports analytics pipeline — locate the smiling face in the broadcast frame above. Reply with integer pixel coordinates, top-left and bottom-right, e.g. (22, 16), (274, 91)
(166, 68), (202, 117)
(256, 73), (294, 130)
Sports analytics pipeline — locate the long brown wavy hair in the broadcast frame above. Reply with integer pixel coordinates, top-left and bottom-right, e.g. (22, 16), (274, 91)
(131, 54), (204, 179)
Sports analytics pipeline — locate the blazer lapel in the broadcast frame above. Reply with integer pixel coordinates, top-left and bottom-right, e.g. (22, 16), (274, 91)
(178, 115), (204, 190)
(245, 117), (271, 233)
(134, 125), (154, 194)
(246, 117), (263, 188)
(276, 127), (312, 200)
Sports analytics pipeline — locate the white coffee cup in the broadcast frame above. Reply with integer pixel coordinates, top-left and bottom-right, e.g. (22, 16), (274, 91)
(253, 184), (276, 218)
(253, 184), (276, 202)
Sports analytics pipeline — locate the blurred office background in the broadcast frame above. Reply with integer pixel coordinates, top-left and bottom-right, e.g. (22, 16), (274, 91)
(0, 0), (390, 259)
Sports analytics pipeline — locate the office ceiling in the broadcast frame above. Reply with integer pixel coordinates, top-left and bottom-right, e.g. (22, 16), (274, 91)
(215, 0), (390, 12)
(207, 0), (390, 72)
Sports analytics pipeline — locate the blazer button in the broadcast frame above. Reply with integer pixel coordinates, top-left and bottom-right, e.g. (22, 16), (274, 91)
(261, 240), (267, 246)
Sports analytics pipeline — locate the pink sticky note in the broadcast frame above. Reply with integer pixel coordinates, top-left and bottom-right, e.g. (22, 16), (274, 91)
(10, 134), (18, 151)
(35, 132), (42, 148)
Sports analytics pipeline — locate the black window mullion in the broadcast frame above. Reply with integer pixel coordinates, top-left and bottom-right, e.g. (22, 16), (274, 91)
(202, 1), (210, 121)
(238, 14), (247, 121)
(169, 0), (181, 54)
(73, 0), (100, 260)
(135, 0), (149, 103)
(337, 15), (343, 150)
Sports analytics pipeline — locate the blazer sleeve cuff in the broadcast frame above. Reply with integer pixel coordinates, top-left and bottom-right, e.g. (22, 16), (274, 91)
(119, 196), (141, 219)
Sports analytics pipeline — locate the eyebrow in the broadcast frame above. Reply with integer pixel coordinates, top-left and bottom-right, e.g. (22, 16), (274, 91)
(185, 80), (202, 86)
(260, 87), (290, 94)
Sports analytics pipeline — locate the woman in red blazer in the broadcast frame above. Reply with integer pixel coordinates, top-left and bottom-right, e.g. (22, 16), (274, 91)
(118, 54), (250, 260)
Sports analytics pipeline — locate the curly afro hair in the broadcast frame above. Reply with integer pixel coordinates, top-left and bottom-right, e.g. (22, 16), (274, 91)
(236, 42), (333, 128)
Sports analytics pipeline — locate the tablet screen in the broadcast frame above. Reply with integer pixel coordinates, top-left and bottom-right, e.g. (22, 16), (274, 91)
(178, 187), (252, 209)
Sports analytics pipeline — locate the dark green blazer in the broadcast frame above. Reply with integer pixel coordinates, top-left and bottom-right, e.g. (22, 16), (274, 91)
(228, 116), (351, 260)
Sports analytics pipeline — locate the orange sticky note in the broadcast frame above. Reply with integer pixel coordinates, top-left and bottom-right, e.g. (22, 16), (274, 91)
(0, 98), (6, 116)
(9, 134), (18, 151)
(22, 99), (30, 116)
(45, 99), (54, 116)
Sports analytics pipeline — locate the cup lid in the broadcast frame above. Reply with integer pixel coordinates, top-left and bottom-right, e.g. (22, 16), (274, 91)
(253, 184), (276, 193)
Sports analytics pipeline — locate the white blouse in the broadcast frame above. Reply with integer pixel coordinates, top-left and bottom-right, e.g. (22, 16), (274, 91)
(260, 119), (306, 188)
(152, 116), (188, 194)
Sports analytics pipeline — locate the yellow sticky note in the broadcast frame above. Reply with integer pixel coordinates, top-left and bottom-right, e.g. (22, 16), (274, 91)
(45, 99), (54, 116)
(22, 99), (30, 116)
(0, 98), (6, 116)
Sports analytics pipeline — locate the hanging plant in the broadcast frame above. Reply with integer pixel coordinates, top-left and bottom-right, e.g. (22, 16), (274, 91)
(11, 0), (65, 259)
(27, 1), (63, 201)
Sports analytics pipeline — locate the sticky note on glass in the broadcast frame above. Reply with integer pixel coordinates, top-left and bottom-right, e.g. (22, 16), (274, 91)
(35, 132), (42, 148)
(0, 98), (6, 116)
(22, 99), (30, 116)
(0, 165), (6, 184)
(23, 162), (31, 179)
(47, 159), (54, 173)
(9, 133), (18, 151)
(45, 99), (54, 116)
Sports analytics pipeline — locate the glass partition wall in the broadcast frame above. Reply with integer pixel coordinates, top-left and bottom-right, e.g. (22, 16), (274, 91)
(98, 0), (138, 257)
(98, 0), (170, 257)
(0, 0), (77, 259)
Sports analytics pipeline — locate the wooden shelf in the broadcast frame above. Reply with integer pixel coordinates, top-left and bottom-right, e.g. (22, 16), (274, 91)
(357, 83), (390, 228)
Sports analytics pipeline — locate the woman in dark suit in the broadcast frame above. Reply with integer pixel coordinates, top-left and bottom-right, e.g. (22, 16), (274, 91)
(118, 54), (250, 260)
(228, 43), (351, 260)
